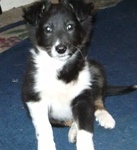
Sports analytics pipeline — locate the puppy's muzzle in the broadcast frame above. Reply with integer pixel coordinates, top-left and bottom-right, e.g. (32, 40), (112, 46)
(55, 44), (67, 54)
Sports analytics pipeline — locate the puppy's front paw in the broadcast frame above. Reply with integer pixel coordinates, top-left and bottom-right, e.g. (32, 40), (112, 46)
(37, 137), (56, 150)
(68, 123), (77, 143)
(95, 109), (115, 129)
(38, 142), (56, 150)
(76, 130), (95, 150)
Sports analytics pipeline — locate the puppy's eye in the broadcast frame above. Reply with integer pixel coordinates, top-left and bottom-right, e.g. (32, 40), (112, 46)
(44, 26), (53, 33)
(66, 24), (74, 31)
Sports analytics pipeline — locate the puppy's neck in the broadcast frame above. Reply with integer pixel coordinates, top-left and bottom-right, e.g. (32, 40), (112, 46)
(33, 46), (86, 84)
(58, 51), (86, 83)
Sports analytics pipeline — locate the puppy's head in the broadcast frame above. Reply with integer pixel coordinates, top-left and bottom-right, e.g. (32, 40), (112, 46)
(23, 0), (94, 61)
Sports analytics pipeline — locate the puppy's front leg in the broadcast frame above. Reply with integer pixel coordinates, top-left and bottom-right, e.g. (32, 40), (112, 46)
(26, 101), (56, 150)
(71, 90), (95, 150)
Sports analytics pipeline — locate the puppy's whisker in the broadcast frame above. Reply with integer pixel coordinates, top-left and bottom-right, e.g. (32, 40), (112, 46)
(71, 45), (85, 59)
(77, 48), (85, 59)
(36, 45), (51, 52)
(46, 48), (52, 53)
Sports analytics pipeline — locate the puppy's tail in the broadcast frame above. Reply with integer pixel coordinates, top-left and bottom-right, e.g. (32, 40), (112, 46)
(106, 85), (137, 96)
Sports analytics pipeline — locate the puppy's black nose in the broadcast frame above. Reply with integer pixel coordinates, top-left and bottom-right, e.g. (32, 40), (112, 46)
(55, 44), (67, 54)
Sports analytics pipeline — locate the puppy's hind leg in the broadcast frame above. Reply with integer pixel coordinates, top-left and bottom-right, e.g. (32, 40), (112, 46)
(94, 97), (115, 129)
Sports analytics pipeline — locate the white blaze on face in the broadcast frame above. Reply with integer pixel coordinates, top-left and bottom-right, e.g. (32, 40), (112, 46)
(51, 40), (60, 57)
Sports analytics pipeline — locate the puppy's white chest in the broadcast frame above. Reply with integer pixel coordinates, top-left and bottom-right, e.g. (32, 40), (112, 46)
(33, 50), (91, 120)
(36, 67), (74, 120)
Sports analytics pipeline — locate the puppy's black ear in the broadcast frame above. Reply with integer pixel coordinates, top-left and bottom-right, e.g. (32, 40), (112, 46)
(23, 1), (51, 26)
(68, 0), (94, 22)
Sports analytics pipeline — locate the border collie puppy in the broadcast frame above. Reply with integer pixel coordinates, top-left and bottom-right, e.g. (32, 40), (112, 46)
(22, 0), (137, 150)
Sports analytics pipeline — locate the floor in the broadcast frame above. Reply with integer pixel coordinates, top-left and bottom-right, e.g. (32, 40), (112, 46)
(0, 0), (122, 28)
(0, 7), (23, 28)
(0, 6), (28, 53)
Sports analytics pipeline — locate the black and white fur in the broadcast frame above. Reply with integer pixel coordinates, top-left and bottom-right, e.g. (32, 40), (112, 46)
(22, 0), (137, 150)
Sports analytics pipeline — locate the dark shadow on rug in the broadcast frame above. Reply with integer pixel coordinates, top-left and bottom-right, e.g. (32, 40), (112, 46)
(0, 0), (137, 150)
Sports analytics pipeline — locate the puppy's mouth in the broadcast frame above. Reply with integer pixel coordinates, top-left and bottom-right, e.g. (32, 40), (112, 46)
(52, 51), (72, 61)
(51, 44), (73, 61)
